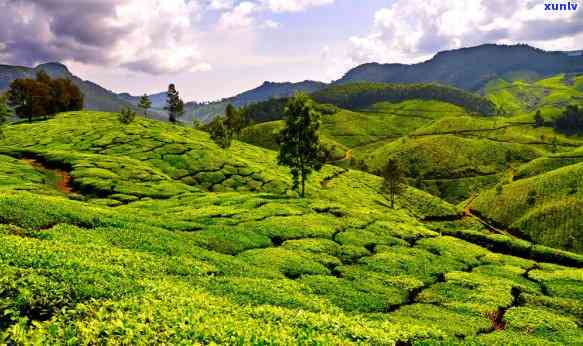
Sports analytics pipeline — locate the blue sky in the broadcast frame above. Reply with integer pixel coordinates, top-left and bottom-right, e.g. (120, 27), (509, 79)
(0, 0), (581, 101)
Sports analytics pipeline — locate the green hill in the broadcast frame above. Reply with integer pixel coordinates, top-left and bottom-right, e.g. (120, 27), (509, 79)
(485, 74), (583, 117)
(470, 161), (583, 253)
(1, 111), (582, 344)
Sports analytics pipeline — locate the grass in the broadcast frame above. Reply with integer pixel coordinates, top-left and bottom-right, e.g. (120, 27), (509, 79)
(0, 110), (581, 344)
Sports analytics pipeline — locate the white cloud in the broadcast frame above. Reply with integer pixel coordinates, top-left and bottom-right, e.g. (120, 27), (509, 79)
(208, 0), (235, 10)
(348, 0), (583, 65)
(218, 1), (258, 29)
(262, 19), (281, 28)
(114, 0), (210, 74)
(261, 0), (335, 12)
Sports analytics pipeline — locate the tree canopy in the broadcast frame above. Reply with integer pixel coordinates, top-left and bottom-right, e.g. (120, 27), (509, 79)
(277, 93), (323, 197)
(554, 105), (583, 135)
(7, 71), (83, 122)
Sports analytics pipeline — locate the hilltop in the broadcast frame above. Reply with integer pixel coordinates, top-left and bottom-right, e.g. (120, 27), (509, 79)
(0, 111), (581, 344)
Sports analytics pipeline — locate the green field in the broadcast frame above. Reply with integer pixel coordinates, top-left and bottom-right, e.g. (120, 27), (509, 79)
(0, 111), (582, 344)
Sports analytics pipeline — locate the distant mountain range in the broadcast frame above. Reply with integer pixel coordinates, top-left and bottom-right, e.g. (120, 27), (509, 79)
(336, 44), (583, 91)
(1, 44), (582, 123)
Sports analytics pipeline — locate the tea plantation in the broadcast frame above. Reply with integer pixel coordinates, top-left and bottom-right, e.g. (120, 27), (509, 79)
(0, 111), (582, 344)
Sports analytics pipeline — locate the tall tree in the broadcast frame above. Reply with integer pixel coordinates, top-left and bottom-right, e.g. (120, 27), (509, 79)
(138, 94), (152, 117)
(381, 158), (407, 208)
(277, 93), (322, 198)
(165, 84), (184, 123)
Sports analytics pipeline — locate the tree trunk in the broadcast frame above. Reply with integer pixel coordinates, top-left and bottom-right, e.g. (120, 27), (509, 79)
(301, 174), (305, 198)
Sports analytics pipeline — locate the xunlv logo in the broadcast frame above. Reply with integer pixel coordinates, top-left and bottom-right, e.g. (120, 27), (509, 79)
(545, 2), (579, 10)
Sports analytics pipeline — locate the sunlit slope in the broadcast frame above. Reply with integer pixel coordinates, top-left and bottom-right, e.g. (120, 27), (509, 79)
(471, 161), (583, 253)
(241, 100), (472, 160)
(0, 111), (582, 344)
(485, 74), (583, 117)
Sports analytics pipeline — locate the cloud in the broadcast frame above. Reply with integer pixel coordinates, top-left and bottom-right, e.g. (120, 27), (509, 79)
(348, 0), (583, 65)
(261, 0), (335, 12)
(218, 0), (334, 30)
(0, 0), (211, 74)
(208, 0), (235, 10)
(218, 1), (258, 29)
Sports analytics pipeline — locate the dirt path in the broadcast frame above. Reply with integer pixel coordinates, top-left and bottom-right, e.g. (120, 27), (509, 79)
(22, 158), (73, 194)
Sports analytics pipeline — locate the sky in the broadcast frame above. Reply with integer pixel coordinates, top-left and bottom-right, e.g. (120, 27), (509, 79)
(0, 0), (582, 101)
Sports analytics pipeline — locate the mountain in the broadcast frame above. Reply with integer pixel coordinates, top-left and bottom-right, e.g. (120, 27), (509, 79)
(188, 80), (328, 123)
(0, 62), (134, 112)
(336, 44), (583, 91)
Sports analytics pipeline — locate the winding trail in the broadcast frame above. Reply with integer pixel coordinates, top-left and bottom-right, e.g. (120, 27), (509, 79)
(462, 193), (510, 236)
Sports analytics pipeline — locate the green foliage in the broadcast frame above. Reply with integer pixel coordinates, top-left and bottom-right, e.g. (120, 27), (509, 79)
(7, 71), (83, 122)
(224, 103), (246, 138)
(554, 104), (583, 135)
(118, 107), (137, 124)
(277, 93), (323, 197)
(208, 116), (232, 149)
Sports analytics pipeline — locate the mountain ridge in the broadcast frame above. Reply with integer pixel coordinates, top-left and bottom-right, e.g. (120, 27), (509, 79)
(336, 44), (583, 91)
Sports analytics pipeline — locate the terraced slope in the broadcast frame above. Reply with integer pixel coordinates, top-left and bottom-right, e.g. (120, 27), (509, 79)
(470, 160), (583, 253)
(0, 111), (582, 344)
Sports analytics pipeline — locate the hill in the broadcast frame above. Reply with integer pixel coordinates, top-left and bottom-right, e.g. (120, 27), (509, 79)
(0, 111), (582, 344)
(336, 44), (583, 91)
(0, 62), (134, 113)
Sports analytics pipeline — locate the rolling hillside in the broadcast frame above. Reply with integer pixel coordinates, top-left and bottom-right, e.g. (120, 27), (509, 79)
(0, 111), (582, 344)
